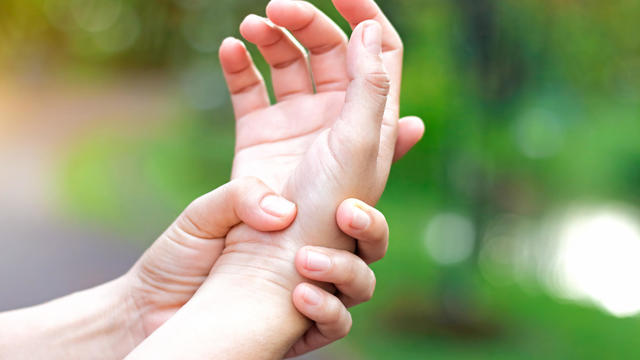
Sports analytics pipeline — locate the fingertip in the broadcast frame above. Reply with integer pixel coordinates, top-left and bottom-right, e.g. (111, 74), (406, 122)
(332, 0), (380, 27)
(240, 14), (280, 45)
(219, 37), (249, 72)
(294, 246), (309, 273)
(240, 14), (264, 39)
(337, 199), (372, 233)
(258, 194), (297, 226)
(402, 116), (426, 139)
(296, 246), (332, 274)
(351, 19), (377, 37)
(266, 0), (312, 29)
(231, 177), (298, 232)
(361, 20), (382, 54)
(265, 0), (288, 22)
(292, 285), (307, 312)
(394, 116), (425, 162)
(293, 283), (324, 310)
(219, 37), (242, 56)
(220, 36), (238, 48)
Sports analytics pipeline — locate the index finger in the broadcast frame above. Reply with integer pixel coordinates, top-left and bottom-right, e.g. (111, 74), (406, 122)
(336, 199), (389, 264)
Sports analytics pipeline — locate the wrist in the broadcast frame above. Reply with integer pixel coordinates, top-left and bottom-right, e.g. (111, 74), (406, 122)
(127, 265), (310, 360)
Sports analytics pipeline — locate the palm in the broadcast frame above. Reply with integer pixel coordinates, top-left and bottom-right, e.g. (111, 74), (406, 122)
(220, 0), (407, 195)
(211, 1), (418, 357)
(232, 92), (345, 191)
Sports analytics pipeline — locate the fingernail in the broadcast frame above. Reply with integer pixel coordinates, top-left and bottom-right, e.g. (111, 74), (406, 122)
(260, 195), (296, 218)
(302, 286), (323, 306)
(363, 22), (382, 54)
(350, 206), (371, 230)
(305, 250), (331, 271)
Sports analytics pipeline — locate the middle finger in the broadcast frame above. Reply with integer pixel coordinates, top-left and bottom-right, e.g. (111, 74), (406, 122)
(240, 14), (314, 101)
(267, 0), (350, 93)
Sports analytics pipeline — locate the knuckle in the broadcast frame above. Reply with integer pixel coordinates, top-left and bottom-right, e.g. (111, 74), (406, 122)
(326, 299), (344, 324)
(235, 176), (263, 191)
(364, 72), (391, 97)
(353, 138), (379, 158)
(185, 195), (204, 213)
(341, 128), (379, 157)
(341, 258), (358, 285)
(232, 176), (265, 204)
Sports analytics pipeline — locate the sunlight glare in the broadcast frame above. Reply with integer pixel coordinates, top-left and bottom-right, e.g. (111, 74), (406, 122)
(554, 209), (640, 317)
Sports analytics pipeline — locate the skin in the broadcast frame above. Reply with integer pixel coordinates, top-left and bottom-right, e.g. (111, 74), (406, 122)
(130, 0), (424, 349)
(0, 1), (424, 358)
(128, 180), (394, 357)
(226, 0), (423, 192)
(128, 1), (422, 358)
(0, 179), (391, 359)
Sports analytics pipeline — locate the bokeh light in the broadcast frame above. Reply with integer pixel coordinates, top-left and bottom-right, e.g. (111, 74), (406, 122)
(424, 213), (475, 266)
(551, 207), (640, 317)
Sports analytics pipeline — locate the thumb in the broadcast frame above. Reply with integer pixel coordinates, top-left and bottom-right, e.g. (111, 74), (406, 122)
(329, 20), (390, 166)
(178, 177), (297, 237)
(135, 177), (297, 285)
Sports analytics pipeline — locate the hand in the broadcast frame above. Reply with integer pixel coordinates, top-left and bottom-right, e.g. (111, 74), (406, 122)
(124, 177), (297, 337)
(221, 0), (424, 192)
(125, 188), (391, 360)
(127, 3), (416, 358)
(214, 0), (403, 300)
(288, 200), (389, 358)
(0, 175), (386, 360)
(125, 179), (387, 347)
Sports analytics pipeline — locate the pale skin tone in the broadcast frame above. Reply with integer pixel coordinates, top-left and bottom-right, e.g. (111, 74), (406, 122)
(0, 0), (424, 358)
(228, 0), (423, 191)
(127, 0), (422, 359)
(0, 180), (393, 359)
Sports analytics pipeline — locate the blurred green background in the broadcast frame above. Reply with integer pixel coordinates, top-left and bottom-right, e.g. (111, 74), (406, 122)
(1, 0), (639, 359)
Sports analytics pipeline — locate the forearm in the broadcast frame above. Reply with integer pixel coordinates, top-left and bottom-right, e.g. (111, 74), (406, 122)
(126, 251), (309, 360)
(0, 277), (144, 359)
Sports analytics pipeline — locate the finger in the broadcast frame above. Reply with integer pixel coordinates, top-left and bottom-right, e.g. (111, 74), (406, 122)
(288, 283), (352, 357)
(336, 199), (389, 264)
(140, 177), (297, 294)
(266, 0), (350, 92)
(393, 116), (425, 162)
(177, 176), (297, 241)
(332, 0), (403, 97)
(332, 0), (404, 170)
(332, 0), (403, 51)
(329, 21), (389, 168)
(295, 247), (376, 308)
(240, 14), (313, 101)
(219, 37), (270, 119)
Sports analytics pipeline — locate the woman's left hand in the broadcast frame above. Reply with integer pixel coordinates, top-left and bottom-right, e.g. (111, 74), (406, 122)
(288, 199), (389, 358)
